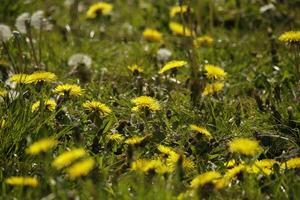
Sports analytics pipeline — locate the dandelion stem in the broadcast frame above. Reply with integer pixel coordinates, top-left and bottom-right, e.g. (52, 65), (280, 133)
(25, 21), (39, 68)
(1, 41), (16, 72)
(294, 49), (300, 80)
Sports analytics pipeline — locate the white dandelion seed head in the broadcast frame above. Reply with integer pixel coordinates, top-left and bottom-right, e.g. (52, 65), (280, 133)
(0, 24), (12, 42)
(260, 4), (275, 14)
(31, 10), (53, 31)
(121, 22), (134, 35)
(15, 12), (31, 33)
(64, 0), (74, 8)
(157, 48), (172, 62)
(68, 53), (92, 68)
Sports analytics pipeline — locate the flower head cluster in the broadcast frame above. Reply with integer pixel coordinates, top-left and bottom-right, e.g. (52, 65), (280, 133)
(52, 148), (87, 169)
(203, 82), (224, 96)
(131, 159), (171, 174)
(68, 53), (92, 68)
(143, 28), (163, 42)
(212, 159), (280, 189)
(131, 144), (195, 175)
(157, 145), (175, 155)
(52, 148), (95, 179)
(131, 96), (160, 112)
(190, 171), (221, 189)
(128, 64), (144, 73)
(26, 137), (58, 155)
(248, 159), (278, 175)
(10, 71), (57, 84)
(15, 12), (30, 33)
(9, 74), (30, 84)
(86, 2), (113, 18)
(169, 22), (194, 37)
(202, 64), (226, 96)
(194, 35), (214, 47)
(190, 124), (213, 140)
(82, 100), (112, 116)
(170, 5), (188, 17)
(31, 99), (57, 112)
(31, 10), (53, 30)
(125, 135), (147, 145)
(278, 31), (300, 46)
(215, 164), (246, 189)
(66, 158), (95, 179)
(5, 176), (38, 187)
(157, 48), (172, 62)
(281, 157), (300, 169)
(204, 64), (227, 80)
(157, 145), (195, 172)
(54, 84), (83, 97)
(107, 133), (125, 143)
(26, 71), (57, 84)
(229, 138), (263, 156)
(159, 60), (187, 74)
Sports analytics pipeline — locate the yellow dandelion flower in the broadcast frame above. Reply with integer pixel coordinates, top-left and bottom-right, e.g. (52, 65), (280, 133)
(278, 31), (300, 45)
(215, 164), (246, 189)
(125, 135), (147, 145)
(26, 71), (57, 84)
(54, 84), (83, 97)
(229, 138), (263, 156)
(170, 5), (188, 17)
(166, 152), (195, 172)
(166, 151), (180, 163)
(202, 82), (224, 96)
(204, 64), (227, 80)
(193, 35), (214, 47)
(31, 99), (57, 112)
(107, 133), (125, 143)
(190, 171), (221, 188)
(0, 88), (7, 97)
(159, 60), (187, 74)
(169, 21), (194, 37)
(131, 96), (160, 112)
(26, 138), (57, 155)
(128, 64), (144, 73)
(155, 162), (173, 174)
(253, 159), (278, 168)
(224, 159), (239, 168)
(182, 158), (195, 172)
(143, 28), (163, 42)
(131, 159), (156, 173)
(82, 100), (112, 116)
(131, 159), (171, 174)
(248, 159), (278, 175)
(9, 73), (30, 84)
(86, 2), (113, 18)
(52, 148), (87, 170)
(190, 124), (213, 140)
(224, 164), (245, 180)
(281, 157), (300, 169)
(5, 176), (38, 187)
(157, 144), (177, 156)
(157, 145), (195, 172)
(67, 157), (95, 179)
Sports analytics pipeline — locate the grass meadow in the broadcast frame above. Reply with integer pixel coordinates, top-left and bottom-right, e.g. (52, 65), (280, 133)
(1, 0), (300, 199)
